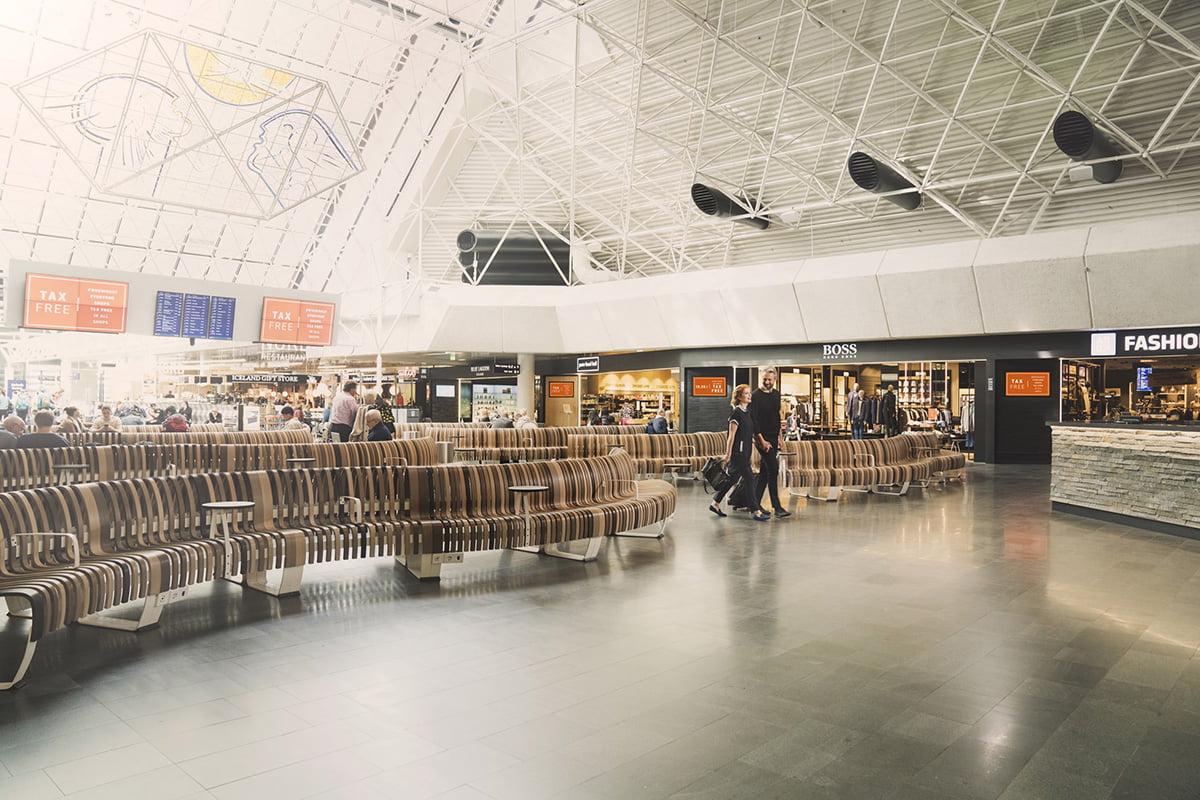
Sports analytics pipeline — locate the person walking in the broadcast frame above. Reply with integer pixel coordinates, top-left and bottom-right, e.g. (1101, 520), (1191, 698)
(750, 367), (790, 517)
(709, 384), (771, 521)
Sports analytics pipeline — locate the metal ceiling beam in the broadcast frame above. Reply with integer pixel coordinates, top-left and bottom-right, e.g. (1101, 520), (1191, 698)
(794, 1), (1054, 194)
(663, 0), (992, 237)
(580, 12), (847, 208)
(930, 0), (1155, 169)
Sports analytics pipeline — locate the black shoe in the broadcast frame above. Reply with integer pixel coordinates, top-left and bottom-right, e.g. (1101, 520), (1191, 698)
(752, 511), (771, 522)
(774, 508), (791, 518)
(708, 503), (727, 518)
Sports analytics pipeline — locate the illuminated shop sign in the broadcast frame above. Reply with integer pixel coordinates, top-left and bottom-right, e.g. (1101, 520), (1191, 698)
(1091, 327), (1200, 357)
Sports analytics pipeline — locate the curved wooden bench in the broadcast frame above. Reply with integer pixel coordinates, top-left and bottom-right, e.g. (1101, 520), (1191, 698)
(566, 432), (726, 475)
(400, 452), (675, 578)
(402, 425), (629, 462)
(120, 423), (226, 433)
(781, 432), (967, 501)
(0, 451), (672, 688)
(63, 428), (313, 447)
(0, 438), (439, 491)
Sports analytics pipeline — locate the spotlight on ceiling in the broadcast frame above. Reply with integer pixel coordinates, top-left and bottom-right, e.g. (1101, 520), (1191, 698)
(846, 152), (921, 210)
(690, 183), (769, 229)
(1052, 110), (1124, 184)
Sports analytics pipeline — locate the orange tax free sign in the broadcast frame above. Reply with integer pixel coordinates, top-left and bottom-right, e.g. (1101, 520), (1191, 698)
(548, 381), (574, 398)
(692, 377), (728, 397)
(1005, 372), (1051, 396)
(260, 298), (336, 346)
(23, 273), (129, 333)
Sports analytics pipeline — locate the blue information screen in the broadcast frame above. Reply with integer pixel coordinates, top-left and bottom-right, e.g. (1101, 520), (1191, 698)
(1136, 367), (1153, 392)
(208, 296), (236, 340)
(181, 294), (211, 338)
(153, 291), (184, 337)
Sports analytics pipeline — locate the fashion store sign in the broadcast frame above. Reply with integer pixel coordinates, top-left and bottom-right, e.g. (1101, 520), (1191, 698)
(1091, 327), (1200, 357)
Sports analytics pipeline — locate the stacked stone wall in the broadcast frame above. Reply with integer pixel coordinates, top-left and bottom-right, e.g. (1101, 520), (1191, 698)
(1050, 426), (1200, 530)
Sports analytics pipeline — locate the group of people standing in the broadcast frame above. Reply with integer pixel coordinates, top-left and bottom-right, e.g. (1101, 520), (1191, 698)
(709, 367), (791, 522)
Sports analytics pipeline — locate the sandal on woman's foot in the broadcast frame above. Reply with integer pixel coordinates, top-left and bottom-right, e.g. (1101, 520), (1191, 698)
(752, 511), (771, 521)
(708, 503), (727, 518)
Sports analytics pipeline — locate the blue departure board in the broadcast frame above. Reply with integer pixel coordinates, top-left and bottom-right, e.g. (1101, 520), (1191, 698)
(153, 291), (184, 337)
(181, 294), (210, 338)
(208, 296), (235, 340)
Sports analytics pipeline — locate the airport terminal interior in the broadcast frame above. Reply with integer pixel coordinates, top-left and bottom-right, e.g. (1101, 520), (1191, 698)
(2, 1), (1200, 798)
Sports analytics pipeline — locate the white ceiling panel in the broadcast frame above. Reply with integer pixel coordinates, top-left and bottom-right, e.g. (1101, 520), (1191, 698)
(1086, 245), (1200, 330)
(795, 275), (890, 342)
(974, 257), (1092, 333)
(653, 290), (735, 349)
(879, 267), (984, 339)
(501, 305), (562, 353)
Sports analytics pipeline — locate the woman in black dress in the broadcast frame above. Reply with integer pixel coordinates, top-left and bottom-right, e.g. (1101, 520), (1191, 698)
(710, 384), (771, 521)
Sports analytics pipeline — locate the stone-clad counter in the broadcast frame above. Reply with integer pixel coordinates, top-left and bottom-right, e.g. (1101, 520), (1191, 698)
(1049, 423), (1200, 534)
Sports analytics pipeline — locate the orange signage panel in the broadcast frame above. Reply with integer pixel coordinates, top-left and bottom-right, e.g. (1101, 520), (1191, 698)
(23, 273), (128, 333)
(692, 377), (728, 397)
(548, 381), (574, 398)
(260, 298), (336, 346)
(1005, 372), (1051, 396)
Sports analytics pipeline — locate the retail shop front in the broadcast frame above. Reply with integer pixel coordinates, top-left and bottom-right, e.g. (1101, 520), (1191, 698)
(543, 330), (1200, 463)
(540, 354), (680, 428)
(426, 361), (521, 422)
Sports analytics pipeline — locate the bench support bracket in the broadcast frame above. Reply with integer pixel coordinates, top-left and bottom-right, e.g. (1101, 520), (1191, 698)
(78, 592), (171, 632)
(0, 630), (36, 691)
(397, 552), (445, 581)
(237, 565), (305, 597)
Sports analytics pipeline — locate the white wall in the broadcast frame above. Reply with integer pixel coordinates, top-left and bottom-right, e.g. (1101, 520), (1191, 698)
(344, 211), (1200, 355)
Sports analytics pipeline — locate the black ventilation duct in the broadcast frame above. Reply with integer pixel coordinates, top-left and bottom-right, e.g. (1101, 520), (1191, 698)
(1052, 110), (1124, 184)
(456, 231), (570, 286)
(847, 152), (921, 210)
(690, 183), (769, 229)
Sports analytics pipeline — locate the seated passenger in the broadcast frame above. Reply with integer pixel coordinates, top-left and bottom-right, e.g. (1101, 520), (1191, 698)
(280, 406), (308, 430)
(91, 405), (122, 432)
(365, 409), (392, 441)
(162, 413), (189, 432)
(17, 411), (70, 448)
(57, 406), (84, 434)
(0, 415), (24, 448)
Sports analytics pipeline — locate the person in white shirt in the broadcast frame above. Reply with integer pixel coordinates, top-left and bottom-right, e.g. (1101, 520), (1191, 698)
(328, 381), (359, 442)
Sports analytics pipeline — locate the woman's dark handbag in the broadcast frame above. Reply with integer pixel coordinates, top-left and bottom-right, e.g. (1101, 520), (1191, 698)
(701, 457), (734, 493)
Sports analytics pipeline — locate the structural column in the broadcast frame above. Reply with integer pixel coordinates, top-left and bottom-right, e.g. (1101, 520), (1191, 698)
(517, 354), (535, 417)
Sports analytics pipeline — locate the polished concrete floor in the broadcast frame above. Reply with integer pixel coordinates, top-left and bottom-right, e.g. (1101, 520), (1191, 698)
(4, 465), (1200, 799)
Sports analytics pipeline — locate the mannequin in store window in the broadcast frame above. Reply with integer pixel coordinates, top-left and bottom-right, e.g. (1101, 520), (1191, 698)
(880, 385), (899, 437)
(1075, 378), (1093, 419)
(846, 383), (865, 440)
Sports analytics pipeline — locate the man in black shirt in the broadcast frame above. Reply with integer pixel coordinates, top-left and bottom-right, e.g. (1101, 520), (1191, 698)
(750, 367), (790, 517)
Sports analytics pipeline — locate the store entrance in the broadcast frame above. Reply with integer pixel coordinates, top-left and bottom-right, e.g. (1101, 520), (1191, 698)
(765, 362), (977, 446)
(1062, 357), (1199, 422)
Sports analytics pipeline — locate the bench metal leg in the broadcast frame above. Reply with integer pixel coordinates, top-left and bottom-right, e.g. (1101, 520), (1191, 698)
(541, 536), (604, 562)
(240, 565), (304, 597)
(397, 552), (443, 581)
(6, 596), (32, 620)
(0, 624), (36, 691)
(77, 592), (170, 632)
(611, 516), (668, 540)
(804, 486), (841, 502)
(872, 481), (910, 496)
